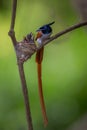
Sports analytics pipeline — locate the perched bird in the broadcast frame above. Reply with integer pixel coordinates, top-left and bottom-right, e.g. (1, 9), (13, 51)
(35, 22), (55, 126)
(35, 21), (55, 46)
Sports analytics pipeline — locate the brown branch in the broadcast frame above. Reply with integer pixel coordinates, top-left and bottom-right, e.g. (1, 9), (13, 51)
(8, 1), (87, 129)
(16, 21), (87, 61)
(10, 0), (17, 30)
(44, 21), (87, 45)
(8, 0), (33, 130)
(17, 61), (33, 130)
(8, 0), (17, 47)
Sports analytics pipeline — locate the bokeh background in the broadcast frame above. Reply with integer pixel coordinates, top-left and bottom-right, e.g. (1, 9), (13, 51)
(0, 0), (87, 130)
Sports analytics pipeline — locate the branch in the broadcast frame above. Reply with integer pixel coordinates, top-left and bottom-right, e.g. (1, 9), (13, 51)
(8, 1), (34, 130)
(10, 0), (17, 31)
(17, 61), (33, 130)
(44, 21), (87, 45)
(15, 21), (87, 62)
(8, 1), (87, 129)
(8, 0), (17, 46)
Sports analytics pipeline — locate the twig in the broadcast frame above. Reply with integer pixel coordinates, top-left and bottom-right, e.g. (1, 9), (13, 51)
(8, 0), (33, 130)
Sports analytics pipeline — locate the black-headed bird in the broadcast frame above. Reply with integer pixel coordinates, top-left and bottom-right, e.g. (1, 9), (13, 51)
(35, 21), (55, 45)
(35, 21), (55, 126)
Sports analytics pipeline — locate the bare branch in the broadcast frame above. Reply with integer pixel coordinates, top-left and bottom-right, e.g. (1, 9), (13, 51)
(17, 61), (33, 130)
(8, 0), (17, 46)
(8, 1), (87, 129)
(44, 21), (87, 45)
(10, 0), (17, 31)
(8, 1), (34, 130)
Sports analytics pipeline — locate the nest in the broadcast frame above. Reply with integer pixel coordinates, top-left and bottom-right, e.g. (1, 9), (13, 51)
(15, 33), (37, 62)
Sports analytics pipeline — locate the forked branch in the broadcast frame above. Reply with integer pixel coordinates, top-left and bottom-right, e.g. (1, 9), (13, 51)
(8, 0), (33, 130)
(8, 0), (87, 130)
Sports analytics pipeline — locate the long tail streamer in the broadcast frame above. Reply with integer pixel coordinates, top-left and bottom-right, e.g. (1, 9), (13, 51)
(36, 47), (48, 126)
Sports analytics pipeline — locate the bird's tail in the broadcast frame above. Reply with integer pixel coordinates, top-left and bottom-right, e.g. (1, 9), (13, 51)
(36, 47), (48, 126)
(47, 21), (55, 26)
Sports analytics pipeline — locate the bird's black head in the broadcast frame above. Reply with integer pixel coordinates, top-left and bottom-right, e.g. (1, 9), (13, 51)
(39, 25), (52, 34)
(36, 21), (55, 34)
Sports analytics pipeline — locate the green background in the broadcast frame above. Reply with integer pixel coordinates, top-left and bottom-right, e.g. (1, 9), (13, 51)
(0, 0), (87, 130)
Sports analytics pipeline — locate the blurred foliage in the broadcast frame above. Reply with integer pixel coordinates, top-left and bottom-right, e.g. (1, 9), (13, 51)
(0, 0), (87, 130)
(0, 0), (10, 13)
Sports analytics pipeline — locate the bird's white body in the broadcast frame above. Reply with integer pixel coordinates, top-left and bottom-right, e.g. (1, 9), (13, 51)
(37, 32), (52, 46)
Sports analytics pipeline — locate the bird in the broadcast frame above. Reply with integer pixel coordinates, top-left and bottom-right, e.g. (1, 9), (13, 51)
(35, 21), (55, 46)
(35, 21), (55, 126)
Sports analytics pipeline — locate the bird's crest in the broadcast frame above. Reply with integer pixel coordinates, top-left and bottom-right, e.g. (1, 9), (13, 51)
(36, 21), (55, 32)
(47, 21), (55, 26)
